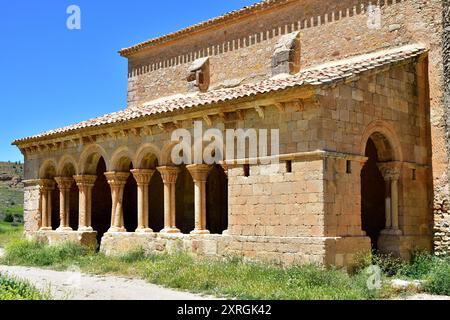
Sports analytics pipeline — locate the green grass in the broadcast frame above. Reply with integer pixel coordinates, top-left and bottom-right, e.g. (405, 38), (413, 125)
(0, 241), (394, 300)
(0, 182), (23, 217)
(0, 273), (49, 300)
(0, 221), (23, 247)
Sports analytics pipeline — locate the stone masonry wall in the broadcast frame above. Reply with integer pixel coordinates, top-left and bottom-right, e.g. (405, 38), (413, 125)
(435, 0), (450, 255)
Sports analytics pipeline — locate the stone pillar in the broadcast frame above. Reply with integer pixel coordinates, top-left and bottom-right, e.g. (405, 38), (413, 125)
(104, 172), (130, 233)
(378, 163), (402, 235)
(38, 179), (55, 231)
(157, 166), (180, 234)
(74, 175), (97, 232)
(131, 169), (155, 233)
(187, 164), (211, 235)
(54, 177), (74, 232)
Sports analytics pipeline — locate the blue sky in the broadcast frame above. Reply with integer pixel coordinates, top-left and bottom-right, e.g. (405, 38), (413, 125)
(0, 0), (256, 162)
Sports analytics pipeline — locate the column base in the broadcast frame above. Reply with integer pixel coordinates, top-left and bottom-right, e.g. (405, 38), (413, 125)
(78, 226), (94, 232)
(136, 228), (154, 233)
(108, 226), (127, 233)
(380, 228), (403, 236)
(56, 227), (73, 232)
(39, 227), (53, 231)
(191, 229), (210, 235)
(160, 228), (181, 234)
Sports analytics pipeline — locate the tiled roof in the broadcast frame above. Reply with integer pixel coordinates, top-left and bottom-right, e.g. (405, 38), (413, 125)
(13, 45), (427, 145)
(119, 0), (293, 57)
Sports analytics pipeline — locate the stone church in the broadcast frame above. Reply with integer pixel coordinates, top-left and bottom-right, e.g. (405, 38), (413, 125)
(13, 0), (450, 267)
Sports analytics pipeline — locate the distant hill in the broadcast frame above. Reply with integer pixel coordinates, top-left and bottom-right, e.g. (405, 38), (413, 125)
(0, 162), (24, 220)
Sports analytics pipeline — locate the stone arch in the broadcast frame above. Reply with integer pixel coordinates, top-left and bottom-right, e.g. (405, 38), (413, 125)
(110, 146), (134, 172)
(39, 159), (57, 179)
(135, 143), (161, 169)
(360, 120), (403, 162)
(79, 144), (110, 175)
(57, 155), (79, 177)
(160, 141), (181, 166)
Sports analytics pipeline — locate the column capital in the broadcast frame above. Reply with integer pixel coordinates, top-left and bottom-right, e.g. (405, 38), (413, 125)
(54, 177), (74, 190)
(131, 169), (155, 185)
(157, 166), (179, 184)
(74, 175), (97, 187)
(378, 162), (401, 181)
(187, 164), (211, 182)
(104, 172), (130, 186)
(38, 179), (55, 191)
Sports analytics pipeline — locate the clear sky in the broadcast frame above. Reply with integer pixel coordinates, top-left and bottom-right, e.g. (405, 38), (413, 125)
(0, 0), (257, 162)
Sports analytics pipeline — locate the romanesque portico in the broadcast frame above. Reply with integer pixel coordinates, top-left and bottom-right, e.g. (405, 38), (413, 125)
(14, 0), (438, 267)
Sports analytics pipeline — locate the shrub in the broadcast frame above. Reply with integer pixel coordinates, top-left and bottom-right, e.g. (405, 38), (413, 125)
(423, 260), (450, 296)
(0, 273), (47, 300)
(3, 214), (14, 223)
(397, 251), (439, 279)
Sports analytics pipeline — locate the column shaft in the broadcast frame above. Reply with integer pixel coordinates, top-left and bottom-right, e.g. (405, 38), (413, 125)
(157, 167), (180, 234)
(187, 164), (211, 235)
(74, 175), (96, 232)
(131, 169), (154, 233)
(105, 172), (129, 233)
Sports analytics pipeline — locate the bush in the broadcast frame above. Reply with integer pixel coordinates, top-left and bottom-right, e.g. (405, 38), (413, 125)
(423, 260), (450, 296)
(3, 214), (14, 223)
(0, 273), (47, 300)
(398, 251), (439, 279)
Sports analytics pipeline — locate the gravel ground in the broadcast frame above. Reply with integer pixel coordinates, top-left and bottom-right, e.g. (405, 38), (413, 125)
(0, 265), (214, 300)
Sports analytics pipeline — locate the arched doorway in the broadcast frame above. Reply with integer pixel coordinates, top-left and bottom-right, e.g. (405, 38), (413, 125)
(361, 138), (386, 249)
(175, 165), (195, 234)
(91, 157), (112, 241)
(206, 164), (228, 234)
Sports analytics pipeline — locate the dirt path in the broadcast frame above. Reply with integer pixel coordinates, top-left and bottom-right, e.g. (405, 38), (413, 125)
(0, 265), (215, 300)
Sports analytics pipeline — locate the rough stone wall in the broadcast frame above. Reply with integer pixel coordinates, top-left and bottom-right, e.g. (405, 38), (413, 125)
(23, 184), (40, 234)
(435, 0), (450, 255)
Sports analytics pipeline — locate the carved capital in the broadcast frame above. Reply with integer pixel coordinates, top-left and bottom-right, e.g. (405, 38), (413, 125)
(186, 164), (211, 182)
(157, 166), (179, 184)
(104, 172), (130, 186)
(378, 163), (401, 181)
(74, 175), (97, 188)
(38, 179), (55, 191)
(54, 177), (74, 190)
(131, 169), (155, 185)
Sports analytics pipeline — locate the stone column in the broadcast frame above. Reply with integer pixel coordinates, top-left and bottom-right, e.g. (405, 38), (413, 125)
(54, 177), (74, 232)
(74, 175), (97, 232)
(104, 172), (130, 233)
(378, 163), (402, 235)
(157, 166), (180, 234)
(38, 179), (55, 231)
(187, 164), (211, 235)
(131, 169), (155, 233)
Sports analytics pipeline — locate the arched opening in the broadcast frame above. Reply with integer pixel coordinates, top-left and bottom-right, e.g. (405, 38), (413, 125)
(123, 162), (137, 232)
(206, 164), (228, 234)
(60, 162), (79, 231)
(137, 153), (164, 233)
(361, 138), (387, 250)
(40, 162), (59, 231)
(149, 170), (164, 232)
(91, 157), (111, 241)
(175, 165), (195, 234)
